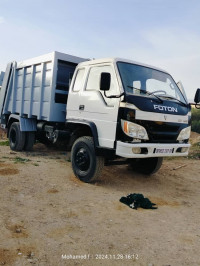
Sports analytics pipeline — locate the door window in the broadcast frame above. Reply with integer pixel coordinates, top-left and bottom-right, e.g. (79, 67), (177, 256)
(73, 68), (85, 92)
(86, 65), (118, 97)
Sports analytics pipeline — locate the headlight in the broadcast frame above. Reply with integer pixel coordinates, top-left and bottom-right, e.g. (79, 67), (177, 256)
(121, 119), (149, 140)
(177, 126), (191, 141)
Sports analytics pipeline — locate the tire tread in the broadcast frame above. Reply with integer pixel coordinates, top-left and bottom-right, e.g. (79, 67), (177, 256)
(9, 122), (26, 151)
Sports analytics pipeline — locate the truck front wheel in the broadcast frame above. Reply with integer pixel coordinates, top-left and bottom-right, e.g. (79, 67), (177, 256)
(129, 157), (163, 175)
(71, 136), (104, 183)
(9, 122), (26, 151)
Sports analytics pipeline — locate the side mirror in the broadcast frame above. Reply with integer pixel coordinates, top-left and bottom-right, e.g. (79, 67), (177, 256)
(194, 88), (200, 104)
(100, 72), (111, 91)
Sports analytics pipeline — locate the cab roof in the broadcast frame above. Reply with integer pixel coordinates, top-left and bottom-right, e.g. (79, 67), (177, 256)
(78, 57), (169, 74)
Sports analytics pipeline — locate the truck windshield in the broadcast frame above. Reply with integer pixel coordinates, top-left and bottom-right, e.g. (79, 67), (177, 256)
(117, 62), (187, 104)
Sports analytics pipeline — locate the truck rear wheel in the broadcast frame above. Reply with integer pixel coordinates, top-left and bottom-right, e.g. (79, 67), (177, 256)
(24, 132), (35, 151)
(9, 122), (26, 151)
(130, 157), (163, 175)
(71, 136), (104, 183)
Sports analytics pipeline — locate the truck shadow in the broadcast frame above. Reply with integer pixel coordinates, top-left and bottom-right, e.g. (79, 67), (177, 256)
(94, 164), (162, 191)
(23, 143), (68, 159)
(94, 161), (193, 200)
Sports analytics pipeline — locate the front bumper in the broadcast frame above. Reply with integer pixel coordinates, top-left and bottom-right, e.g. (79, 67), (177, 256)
(116, 141), (190, 158)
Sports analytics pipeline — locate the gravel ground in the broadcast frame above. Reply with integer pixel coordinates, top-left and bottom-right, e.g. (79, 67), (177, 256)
(0, 131), (200, 266)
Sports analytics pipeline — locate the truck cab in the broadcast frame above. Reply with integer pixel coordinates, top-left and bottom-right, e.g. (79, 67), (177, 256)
(67, 58), (191, 165)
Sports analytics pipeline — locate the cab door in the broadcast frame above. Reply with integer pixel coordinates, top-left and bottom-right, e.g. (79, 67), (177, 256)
(67, 68), (86, 119)
(79, 64), (121, 148)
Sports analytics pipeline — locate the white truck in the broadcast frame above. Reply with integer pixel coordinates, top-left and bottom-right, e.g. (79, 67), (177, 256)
(0, 51), (192, 182)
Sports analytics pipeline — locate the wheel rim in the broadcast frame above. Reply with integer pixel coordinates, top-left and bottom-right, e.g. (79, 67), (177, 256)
(10, 128), (16, 145)
(75, 148), (90, 171)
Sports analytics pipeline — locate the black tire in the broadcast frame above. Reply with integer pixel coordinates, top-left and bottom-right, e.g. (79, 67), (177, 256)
(8, 122), (26, 151)
(71, 136), (104, 183)
(130, 157), (163, 175)
(24, 132), (35, 151)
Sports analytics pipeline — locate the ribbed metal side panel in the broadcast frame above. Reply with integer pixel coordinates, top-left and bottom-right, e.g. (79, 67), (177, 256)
(7, 61), (53, 121)
(0, 51), (87, 123)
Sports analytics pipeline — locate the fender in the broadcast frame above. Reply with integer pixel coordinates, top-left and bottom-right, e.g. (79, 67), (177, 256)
(8, 114), (37, 131)
(66, 119), (99, 147)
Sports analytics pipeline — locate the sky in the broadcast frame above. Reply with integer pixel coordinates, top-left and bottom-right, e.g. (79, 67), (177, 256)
(0, 0), (200, 101)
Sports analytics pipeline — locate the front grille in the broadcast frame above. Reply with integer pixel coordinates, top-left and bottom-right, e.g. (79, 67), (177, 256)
(138, 120), (181, 143)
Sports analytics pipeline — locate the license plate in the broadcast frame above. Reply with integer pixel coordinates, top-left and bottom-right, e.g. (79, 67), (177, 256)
(155, 148), (173, 154)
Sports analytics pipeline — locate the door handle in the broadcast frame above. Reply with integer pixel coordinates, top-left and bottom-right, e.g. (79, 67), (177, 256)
(79, 105), (85, 110)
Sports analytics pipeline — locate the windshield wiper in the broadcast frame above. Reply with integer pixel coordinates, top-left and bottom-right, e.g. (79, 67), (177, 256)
(127, 86), (163, 103)
(158, 94), (188, 107)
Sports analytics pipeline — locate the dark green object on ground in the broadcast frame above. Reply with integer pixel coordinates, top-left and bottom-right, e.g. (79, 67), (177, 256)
(120, 193), (157, 210)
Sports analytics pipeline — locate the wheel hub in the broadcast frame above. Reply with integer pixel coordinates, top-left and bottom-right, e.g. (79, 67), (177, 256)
(75, 148), (90, 171)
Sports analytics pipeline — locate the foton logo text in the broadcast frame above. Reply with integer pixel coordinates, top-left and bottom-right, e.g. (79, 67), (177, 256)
(153, 105), (178, 112)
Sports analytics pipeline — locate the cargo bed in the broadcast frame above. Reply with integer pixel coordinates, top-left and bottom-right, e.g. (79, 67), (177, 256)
(0, 52), (87, 123)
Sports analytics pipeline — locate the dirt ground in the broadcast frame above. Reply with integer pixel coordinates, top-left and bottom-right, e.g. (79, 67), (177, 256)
(0, 130), (200, 266)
